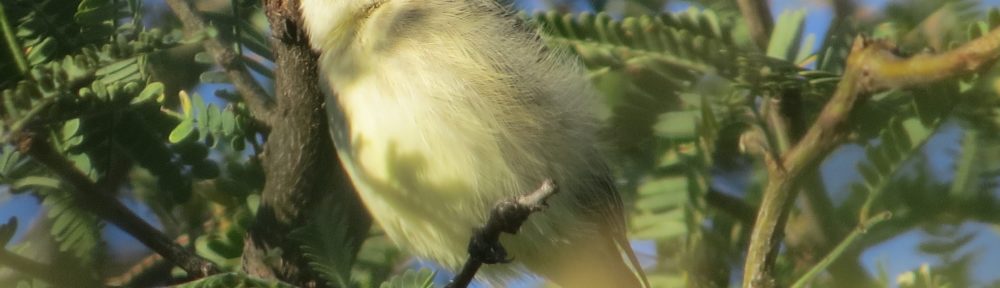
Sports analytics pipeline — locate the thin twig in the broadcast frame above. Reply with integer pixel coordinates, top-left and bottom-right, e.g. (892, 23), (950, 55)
(764, 91), (849, 278)
(742, 28), (1000, 288)
(791, 212), (891, 288)
(446, 179), (560, 288)
(737, 0), (774, 51)
(16, 132), (218, 278)
(0, 2), (27, 75)
(164, 0), (274, 125)
(761, 96), (790, 154)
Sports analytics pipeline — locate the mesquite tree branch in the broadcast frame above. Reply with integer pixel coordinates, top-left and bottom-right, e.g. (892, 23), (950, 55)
(790, 212), (891, 288)
(742, 28), (1000, 288)
(16, 132), (218, 278)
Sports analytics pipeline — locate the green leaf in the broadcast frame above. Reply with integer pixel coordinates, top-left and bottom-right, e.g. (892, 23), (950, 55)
(901, 118), (932, 146)
(767, 9), (806, 62)
(638, 176), (687, 196)
(95, 57), (140, 83)
(200, 71), (229, 83)
(69, 154), (93, 176)
(654, 111), (699, 140)
(292, 201), (360, 288)
(222, 109), (237, 135)
(12, 176), (62, 190)
(246, 194), (260, 216)
(170, 120), (197, 143)
(636, 191), (686, 212)
(632, 208), (686, 239)
(795, 33), (816, 64)
(62, 118), (81, 140)
(853, 113), (937, 218)
(699, 92), (718, 145)
(75, 0), (123, 25)
(0, 145), (22, 175)
(196, 234), (237, 264)
(132, 82), (164, 104)
(39, 191), (103, 267)
(196, 99), (209, 141)
(122, 80), (144, 99)
(208, 104), (222, 133)
(180, 90), (194, 118)
(948, 130), (979, 198)
(26, 38), (57, 65)
(968, 21), (989, 41)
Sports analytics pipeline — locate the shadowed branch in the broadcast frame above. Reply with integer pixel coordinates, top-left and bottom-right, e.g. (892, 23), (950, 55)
(446, 179), (559, 288)
(15, 132), (218, 278)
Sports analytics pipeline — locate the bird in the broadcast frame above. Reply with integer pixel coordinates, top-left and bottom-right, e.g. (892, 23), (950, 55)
(298, 0), (649, 287)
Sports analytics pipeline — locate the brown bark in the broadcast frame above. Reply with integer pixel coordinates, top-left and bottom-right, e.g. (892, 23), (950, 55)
(238, 0), (371, 286)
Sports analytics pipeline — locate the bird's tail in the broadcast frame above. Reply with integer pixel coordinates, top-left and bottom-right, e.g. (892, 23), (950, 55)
(528, 233), (649, 288)
(617, 235), (651, 288)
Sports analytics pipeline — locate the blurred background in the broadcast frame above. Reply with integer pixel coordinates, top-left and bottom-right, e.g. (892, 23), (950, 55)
(3, 0), (1000, 287)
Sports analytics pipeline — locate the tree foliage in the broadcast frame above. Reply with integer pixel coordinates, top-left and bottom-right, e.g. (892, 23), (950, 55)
(1, 0), (1000, 287)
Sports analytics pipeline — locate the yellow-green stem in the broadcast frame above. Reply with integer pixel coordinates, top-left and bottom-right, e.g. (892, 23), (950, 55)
(0, 2), (28, 74)
(790, 212), (892, 288)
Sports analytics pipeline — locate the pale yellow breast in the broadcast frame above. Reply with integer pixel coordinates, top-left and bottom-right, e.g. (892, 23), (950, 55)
(316, 0), (607, 282)
(325, 50), (522, 269)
